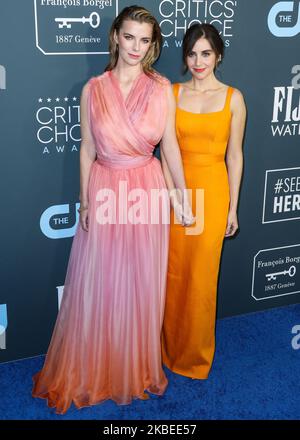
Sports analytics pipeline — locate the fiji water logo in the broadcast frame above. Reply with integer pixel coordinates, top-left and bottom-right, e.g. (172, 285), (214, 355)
(0, 304), (8, 350)
(268, 1), (300, 37)
(270, 66), (300, 137)
(40, 203), (80, 239)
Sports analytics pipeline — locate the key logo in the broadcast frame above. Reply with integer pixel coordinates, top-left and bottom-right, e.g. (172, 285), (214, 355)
(0, 304), (8, 350)
(268, 1), (300, 37)
(55, 11), (100, 29)
(34, 0), (119, 55)
(265, 264), (296, 282)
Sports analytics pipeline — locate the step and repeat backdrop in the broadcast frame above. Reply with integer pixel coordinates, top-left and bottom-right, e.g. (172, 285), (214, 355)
(0, 0), (299, 363)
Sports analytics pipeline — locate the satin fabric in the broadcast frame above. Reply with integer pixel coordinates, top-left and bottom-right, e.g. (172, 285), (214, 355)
(32, 70), (170, 414)
(162, 83), (233, 379)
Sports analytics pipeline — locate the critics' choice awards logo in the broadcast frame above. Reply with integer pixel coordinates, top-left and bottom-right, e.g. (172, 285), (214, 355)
(268, 1), (300, 37)
(263, 167), (300, 224)
(34, 0), (119, 55)
(40, 203), (80, 239)
(127, 0), (238, 48)
(252, 244), (300, 301)
(36, 95), (80, 155)
(271, 66), (300, 137)
(0, 304), (8, 350)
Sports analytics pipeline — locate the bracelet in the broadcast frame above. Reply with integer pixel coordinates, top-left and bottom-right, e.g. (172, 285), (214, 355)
(77, 206), (89, 213)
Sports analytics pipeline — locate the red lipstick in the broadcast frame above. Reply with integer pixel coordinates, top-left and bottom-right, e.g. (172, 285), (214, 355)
(194, 67), (206, 73)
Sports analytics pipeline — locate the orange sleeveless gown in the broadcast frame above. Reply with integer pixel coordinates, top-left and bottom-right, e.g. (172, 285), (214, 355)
(161, 83), (234, 379)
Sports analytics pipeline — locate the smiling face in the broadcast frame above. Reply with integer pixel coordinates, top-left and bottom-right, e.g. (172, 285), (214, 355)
(114, 19), (153, 67)
(186, 37), (219, 80)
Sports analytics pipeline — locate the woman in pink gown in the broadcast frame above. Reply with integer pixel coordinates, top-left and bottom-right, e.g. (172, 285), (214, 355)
(32, 6), (193, 414)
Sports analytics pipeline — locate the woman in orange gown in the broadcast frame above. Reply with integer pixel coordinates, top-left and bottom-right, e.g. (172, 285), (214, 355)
(161, 24), (246, 379)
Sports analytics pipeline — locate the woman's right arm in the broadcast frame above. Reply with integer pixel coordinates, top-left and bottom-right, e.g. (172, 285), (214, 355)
(79, 82), (97, 231)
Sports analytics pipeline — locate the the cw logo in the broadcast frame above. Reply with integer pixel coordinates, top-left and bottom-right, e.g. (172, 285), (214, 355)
(40, 203), (80, 239)
(0, 304), (8, 350)
(268, 1), (300, 37)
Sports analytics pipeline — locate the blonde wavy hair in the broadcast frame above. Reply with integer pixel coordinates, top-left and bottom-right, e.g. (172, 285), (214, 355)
(105, 5), (162, 74)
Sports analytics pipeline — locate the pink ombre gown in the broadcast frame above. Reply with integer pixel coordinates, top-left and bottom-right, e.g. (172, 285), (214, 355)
(32, 70), (170, 414)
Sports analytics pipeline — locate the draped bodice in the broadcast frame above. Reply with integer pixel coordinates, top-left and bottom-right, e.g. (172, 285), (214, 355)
(87, 70), (170, 169)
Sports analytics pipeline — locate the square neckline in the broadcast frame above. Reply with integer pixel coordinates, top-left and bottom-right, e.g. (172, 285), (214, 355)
(176, 83), (231, 116)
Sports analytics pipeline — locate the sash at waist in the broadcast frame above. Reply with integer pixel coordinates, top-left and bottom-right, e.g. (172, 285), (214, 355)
(181, 151), (225, 166)
(96, 154), (154, 170)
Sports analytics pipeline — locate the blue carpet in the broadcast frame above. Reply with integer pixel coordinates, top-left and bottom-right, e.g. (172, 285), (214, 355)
(0, 304), (299, 420)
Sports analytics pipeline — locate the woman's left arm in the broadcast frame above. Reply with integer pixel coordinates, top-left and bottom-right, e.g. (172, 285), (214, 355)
(225, 89), (247, 237)
(160, 83), (194, 225)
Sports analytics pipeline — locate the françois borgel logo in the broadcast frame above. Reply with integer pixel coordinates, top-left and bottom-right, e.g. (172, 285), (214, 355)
(132, 0), (238, 48)
(262, 167), (300, 224)
(271, 66), (300, 137)
(252, 244), (300, 301)
(34, 0), (119, 55)
(268, 1), (300, 37)
(36, 94), (80, 155)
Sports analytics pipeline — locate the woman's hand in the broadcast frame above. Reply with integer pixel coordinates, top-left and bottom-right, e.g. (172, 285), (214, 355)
(173, 198), (196, 227)
(225, 210), (238, 237)
(182, 202), (196, 226)
(173, 200), (184, 224)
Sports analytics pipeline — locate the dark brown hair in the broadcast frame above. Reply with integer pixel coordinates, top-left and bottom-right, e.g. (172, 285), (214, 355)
(105, 5), (162, 73)
(182, 23), (224, 74)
